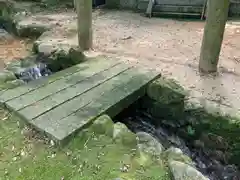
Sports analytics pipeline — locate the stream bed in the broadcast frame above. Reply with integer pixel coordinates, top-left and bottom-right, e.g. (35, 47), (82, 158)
(114, 98), (240, 180)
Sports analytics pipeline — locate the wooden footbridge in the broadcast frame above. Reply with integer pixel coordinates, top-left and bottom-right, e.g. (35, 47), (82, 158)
(0, 57), (160, 143)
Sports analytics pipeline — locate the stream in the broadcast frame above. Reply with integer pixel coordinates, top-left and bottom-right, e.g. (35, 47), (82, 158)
(114, 98), (240, 180)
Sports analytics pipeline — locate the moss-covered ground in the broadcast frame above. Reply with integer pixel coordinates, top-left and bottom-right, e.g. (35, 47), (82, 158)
(0, 107), (171, 180)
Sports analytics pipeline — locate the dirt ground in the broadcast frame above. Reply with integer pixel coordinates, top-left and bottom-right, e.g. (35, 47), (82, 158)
(1, 9), (240, 115)
(92, 11), (240, 115)
(0, 38), (32, 69)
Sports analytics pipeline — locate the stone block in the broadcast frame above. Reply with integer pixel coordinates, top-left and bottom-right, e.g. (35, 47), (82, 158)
(147, 77), (187, 104)
(148, 100), (185, 120)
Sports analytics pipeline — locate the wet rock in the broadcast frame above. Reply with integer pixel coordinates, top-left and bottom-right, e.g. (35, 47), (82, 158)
(148, 100), (185, 120)
(0, 28), (13, 40)
(221, 165), (240, 180)
(205, 149), (228, 164)
(46, 48), (85, 72)
(169, 160), (210, 180)
(0, 70), (16, 82)
(147, 76), (187, 104)
(136, 131), (164, 157)
(6, 55), (52, 82)
(164, 147), (193, 166)
(200, 133), (228, 150)
(113, 122), (137, 148)
(89, 115), (114, 137)
(16, 63), (51, 82)
(194, 140), (205, 149)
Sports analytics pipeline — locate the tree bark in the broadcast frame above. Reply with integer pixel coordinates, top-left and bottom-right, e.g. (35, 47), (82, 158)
(76, 0), (92, 50)
(199, 0), (230, 73)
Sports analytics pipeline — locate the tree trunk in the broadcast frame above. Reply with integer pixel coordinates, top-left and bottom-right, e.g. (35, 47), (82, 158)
(76, 0), (92, 50)
(199, 0), (230, 73)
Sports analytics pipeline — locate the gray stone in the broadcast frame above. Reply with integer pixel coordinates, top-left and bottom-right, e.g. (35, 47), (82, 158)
(16, 18), (50, 37)
(89, 115), (114, 137)
(169, 160), (209, 180)
(147, 76), (187, 104)
(136, 131), (164, 157)
(0, 70), (16, 82)
(113, 122), (137, 148)
(164, 147), (193, 165)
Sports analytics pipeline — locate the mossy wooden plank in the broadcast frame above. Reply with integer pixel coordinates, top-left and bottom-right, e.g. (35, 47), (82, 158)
(5, 60), (120, 111)
(0, 57), (116, 103)
(31, 67), (140, 129)
(34, 69), (160, 141)
(18, 63), (131, 120)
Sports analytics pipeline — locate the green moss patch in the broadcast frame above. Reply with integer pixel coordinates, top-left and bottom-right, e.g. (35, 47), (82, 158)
(0, 110), (171, 180)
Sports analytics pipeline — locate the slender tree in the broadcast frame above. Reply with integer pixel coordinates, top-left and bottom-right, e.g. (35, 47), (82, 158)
(76, 0), (92, 50)
(199, 0), (230, 73)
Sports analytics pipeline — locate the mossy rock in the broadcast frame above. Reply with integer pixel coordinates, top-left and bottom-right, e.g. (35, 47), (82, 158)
(89, 115), (114, 137)
(133, 151), (155, 168)
(136, 131), (164, 157)
(183, 108), (240, 168)
(105, 0), (120, 9)
(113, 122), (137, 148)
(47, 48), (86, 72)
(163, 147), (193, 166)
(0, 0), (16, 32)
(16, 23), (49, 38)
(0, 70), (16, 82)
(0, 0), (15, 20)
(169, 160), (209, 180)
(148, 100), (185, 120)
(147, 77), (187, 104)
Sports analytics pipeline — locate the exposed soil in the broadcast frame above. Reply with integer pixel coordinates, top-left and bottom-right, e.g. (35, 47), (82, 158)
(0, 37), (32, 69)
(92, 10), (240, 114)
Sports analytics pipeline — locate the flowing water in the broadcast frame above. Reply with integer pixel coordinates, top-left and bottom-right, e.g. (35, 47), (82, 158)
(114, 98), (240, 180)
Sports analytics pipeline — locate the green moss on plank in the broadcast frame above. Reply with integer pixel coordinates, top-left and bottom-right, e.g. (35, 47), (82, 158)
(0, 57), (114, 103)
(17, 63), (130, 120)
(32, 68), (160, 142)
(4, 60), (119, 111)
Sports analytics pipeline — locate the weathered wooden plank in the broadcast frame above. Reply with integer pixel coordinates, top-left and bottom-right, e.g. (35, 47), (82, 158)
(31, 67), (140, 130)
(0, 57), (116, 103)
(18, 63), (131, 120)
(5, 60), (120, 111)
(34, 69), (160, 141)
